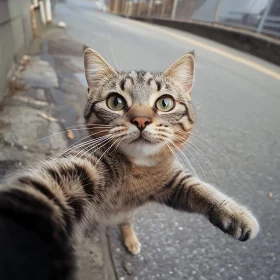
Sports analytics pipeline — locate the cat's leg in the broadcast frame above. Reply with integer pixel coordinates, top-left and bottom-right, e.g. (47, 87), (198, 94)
(119, 213), (141, 255)
(154, 170), (259, 241)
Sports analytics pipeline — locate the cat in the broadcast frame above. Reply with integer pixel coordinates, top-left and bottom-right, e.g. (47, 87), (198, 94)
(0, 48), (259, 280)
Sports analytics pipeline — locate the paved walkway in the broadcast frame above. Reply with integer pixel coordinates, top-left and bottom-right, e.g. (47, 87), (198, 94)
(0, 27), (115, 280)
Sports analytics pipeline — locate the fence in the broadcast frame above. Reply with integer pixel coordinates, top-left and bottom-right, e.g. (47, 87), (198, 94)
(110, 0), (280, 38)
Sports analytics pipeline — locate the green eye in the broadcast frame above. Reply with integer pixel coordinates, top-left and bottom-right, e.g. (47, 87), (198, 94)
(156, 96), (174, 112)
(107, 94), (126, 111)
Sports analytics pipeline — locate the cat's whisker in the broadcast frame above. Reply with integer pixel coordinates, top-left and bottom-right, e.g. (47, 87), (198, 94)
(86, 124), (113, 127)
(75, 141), (106, 161)
(176, 130), (228, 160)
(58, 135), (106, 157)
(69, 137), (110, 162)
(111, 140), (121, 155)
(95, 138), (119, 167)
(172, 135), (207, 180)
(83, 136), (115, 161)
(78, 136), (114, 160)
(166, 142), (183, 167)
(83, 139), (113, 162)
(187, 142), (220, 185)
(167, 141), (186, 168)
(108, 32), (120, 72)
(69, 135), (112, 159)
(173, 133), (218, 182)
(183, 132), (226, 161)
(189, 138), (224, 161)
(64, 140), (108, 164)
(30, 124), (113, 145)
(29, 127), (112, 145)
(110, 136), (125, 155)
(56, 130), (112, 157)
(63, 134), (110, 154)
(169, 140), (198, 178)
(185, 146), (207, 180)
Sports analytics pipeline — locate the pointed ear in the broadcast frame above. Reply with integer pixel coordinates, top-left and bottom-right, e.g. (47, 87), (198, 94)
(84, 48), (117, 90)
(163, 51), (195, 97)
(83, 45), (89, 52)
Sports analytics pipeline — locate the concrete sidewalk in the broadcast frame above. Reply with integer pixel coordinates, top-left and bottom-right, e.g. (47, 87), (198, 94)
(0, 26), (116, 280)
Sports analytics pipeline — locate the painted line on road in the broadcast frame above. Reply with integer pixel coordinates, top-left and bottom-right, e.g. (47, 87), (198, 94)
(131, 20), (280, 81)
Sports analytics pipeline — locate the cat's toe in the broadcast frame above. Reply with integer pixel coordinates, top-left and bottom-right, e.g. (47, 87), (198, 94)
(210, 204), (259, 241)
(125, 239), (141, 255)
(236, 211), (259, 241)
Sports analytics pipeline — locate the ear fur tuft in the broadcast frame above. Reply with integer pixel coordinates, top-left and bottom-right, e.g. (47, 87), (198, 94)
(83, 48), (117, 91)
(163, 51), (195, 97)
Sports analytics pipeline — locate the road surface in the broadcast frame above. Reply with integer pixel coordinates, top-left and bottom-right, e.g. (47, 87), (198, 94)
(55, 1), (280, 279)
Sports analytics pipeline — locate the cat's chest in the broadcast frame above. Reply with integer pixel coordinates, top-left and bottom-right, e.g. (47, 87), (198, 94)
(129, 166), (168, 189)
(110, 168), (168, 201)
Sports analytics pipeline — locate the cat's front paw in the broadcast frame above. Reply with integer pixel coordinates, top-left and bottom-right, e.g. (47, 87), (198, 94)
(209, 201), (259, 241)
(124, 236), (141, 255)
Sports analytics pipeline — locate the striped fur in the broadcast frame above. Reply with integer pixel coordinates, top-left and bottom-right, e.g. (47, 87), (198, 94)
(0, 49), (259, 278)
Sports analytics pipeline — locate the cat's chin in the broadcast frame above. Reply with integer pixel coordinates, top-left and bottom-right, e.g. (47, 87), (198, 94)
(119, 140), (165, 158)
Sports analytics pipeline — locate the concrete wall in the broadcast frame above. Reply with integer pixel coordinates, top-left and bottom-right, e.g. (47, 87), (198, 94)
(129, 16), (280, 67)
(0, 0), (46, 101)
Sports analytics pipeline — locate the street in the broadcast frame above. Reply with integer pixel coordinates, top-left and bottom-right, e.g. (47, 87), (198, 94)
(54, 0), (280, 279)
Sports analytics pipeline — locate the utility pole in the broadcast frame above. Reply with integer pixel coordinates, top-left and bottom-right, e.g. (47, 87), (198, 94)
(148, 0), (153, 17)
(161, 0), (166, 18)
(114, 0), (118, 13)
(214, 0), (223, 22)
(137, 0), (142, 17)
(171, 0), (178, 20)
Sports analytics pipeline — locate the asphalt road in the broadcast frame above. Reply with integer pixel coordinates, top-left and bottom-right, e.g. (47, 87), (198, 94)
(56, 1), (280, 279)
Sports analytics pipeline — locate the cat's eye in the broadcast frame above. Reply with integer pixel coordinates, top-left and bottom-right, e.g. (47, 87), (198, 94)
(155, 96), (174, 112)
(107, 94), (126, 111)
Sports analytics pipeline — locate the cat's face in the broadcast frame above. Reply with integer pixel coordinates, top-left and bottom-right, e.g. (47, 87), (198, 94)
(83, 49), (195, 160)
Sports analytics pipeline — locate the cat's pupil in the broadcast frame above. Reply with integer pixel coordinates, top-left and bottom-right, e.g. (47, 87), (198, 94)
(162, 99), (168, 107)
(113, 97), (122, 107)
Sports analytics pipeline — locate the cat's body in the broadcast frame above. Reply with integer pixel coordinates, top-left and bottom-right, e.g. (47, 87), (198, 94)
(0, 49), (259, 279)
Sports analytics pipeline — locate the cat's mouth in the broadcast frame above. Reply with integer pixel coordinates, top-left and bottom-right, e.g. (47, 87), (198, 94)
(120, 131), (165, 157)
(126, 129), (162, 145)
(130, 135), (152, 144)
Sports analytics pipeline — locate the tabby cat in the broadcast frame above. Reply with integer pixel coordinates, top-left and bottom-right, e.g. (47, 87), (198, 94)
(0, 48), (259, 280)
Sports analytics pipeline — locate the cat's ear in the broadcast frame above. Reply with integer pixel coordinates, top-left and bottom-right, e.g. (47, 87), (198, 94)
(83, 45), (89, 52)
(163, 51), (195, 97)
(84, 48), (117, 91)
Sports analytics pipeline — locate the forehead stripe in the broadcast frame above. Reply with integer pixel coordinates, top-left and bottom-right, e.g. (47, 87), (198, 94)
(120, 79), (125, 91)
(156, 81), (161, 91)
(84, 100), (97, 119)
(147, 78), (153, 85)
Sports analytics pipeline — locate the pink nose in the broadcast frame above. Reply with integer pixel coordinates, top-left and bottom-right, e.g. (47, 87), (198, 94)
(131, 116), (152, 131)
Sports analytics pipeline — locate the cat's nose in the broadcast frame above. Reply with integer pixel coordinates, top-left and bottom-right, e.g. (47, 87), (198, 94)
(131, 116), (152, 131)
(129, 105), (153, 131)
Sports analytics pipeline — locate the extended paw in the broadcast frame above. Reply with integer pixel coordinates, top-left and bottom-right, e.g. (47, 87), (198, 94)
(124, 237), (141, 255)
(209, 202), (259, 241)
